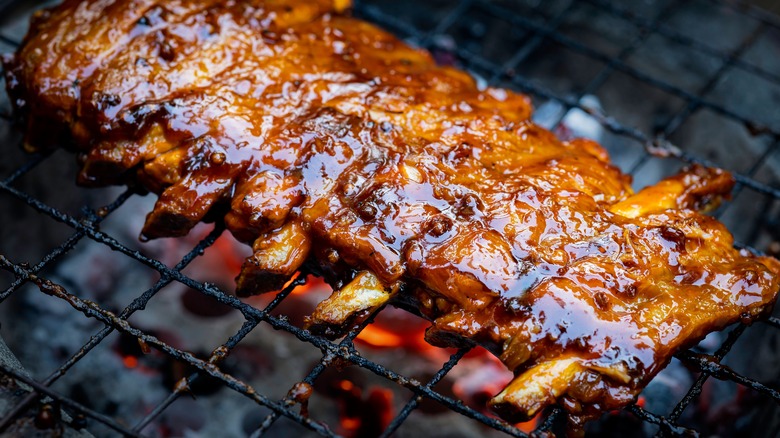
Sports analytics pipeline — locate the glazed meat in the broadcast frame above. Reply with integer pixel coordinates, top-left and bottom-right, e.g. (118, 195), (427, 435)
(5, 0), (779, 429)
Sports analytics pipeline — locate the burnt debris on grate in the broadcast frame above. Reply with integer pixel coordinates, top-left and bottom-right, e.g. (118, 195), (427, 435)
(0, 0), (779, 437)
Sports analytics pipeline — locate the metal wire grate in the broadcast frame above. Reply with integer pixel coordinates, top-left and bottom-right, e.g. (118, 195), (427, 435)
(0, 0), (779, 436)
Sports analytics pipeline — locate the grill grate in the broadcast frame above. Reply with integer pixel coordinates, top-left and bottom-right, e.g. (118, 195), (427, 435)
(0, 0), (779, 436)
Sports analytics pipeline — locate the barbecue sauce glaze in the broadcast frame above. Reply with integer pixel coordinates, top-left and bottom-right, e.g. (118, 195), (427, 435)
(5, 0), (779, 432)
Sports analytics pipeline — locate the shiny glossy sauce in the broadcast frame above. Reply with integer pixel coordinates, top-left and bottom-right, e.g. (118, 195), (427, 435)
(6, 0), (779, 427)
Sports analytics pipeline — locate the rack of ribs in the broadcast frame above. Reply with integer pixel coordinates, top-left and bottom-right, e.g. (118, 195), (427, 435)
(4, 0), (779, 430)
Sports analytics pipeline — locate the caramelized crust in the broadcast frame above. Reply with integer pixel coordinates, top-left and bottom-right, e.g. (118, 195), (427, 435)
(5, 0), (779, 429)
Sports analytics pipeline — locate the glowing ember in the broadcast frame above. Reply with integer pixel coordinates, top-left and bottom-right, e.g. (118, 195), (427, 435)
(122, 355), (139, 369)
(516, 415), (540, 434)
(354, 323), (442, 358)
(452, 358), (513, 410)
(210, 233), (246, 277)
(333, 380), (395, 438)
(355, 325), (404, 348)
(354, 307), (451, 361)
(211, 236), (662, 433)
(290, 275), (329, 295)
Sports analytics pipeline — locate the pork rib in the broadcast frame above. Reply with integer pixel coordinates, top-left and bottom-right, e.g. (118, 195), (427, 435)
(5, 0), (779, 429)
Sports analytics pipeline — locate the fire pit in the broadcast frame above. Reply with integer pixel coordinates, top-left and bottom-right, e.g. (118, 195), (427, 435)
(1, 0), (780, 436)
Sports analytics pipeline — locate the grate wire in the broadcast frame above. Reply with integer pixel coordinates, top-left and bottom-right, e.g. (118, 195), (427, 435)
(0, 0), (778, 437)
(583, 0), (780, 86)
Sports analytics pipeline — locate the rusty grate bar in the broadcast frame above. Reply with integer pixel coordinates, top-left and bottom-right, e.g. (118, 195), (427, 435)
(0, 0), (777, 437)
